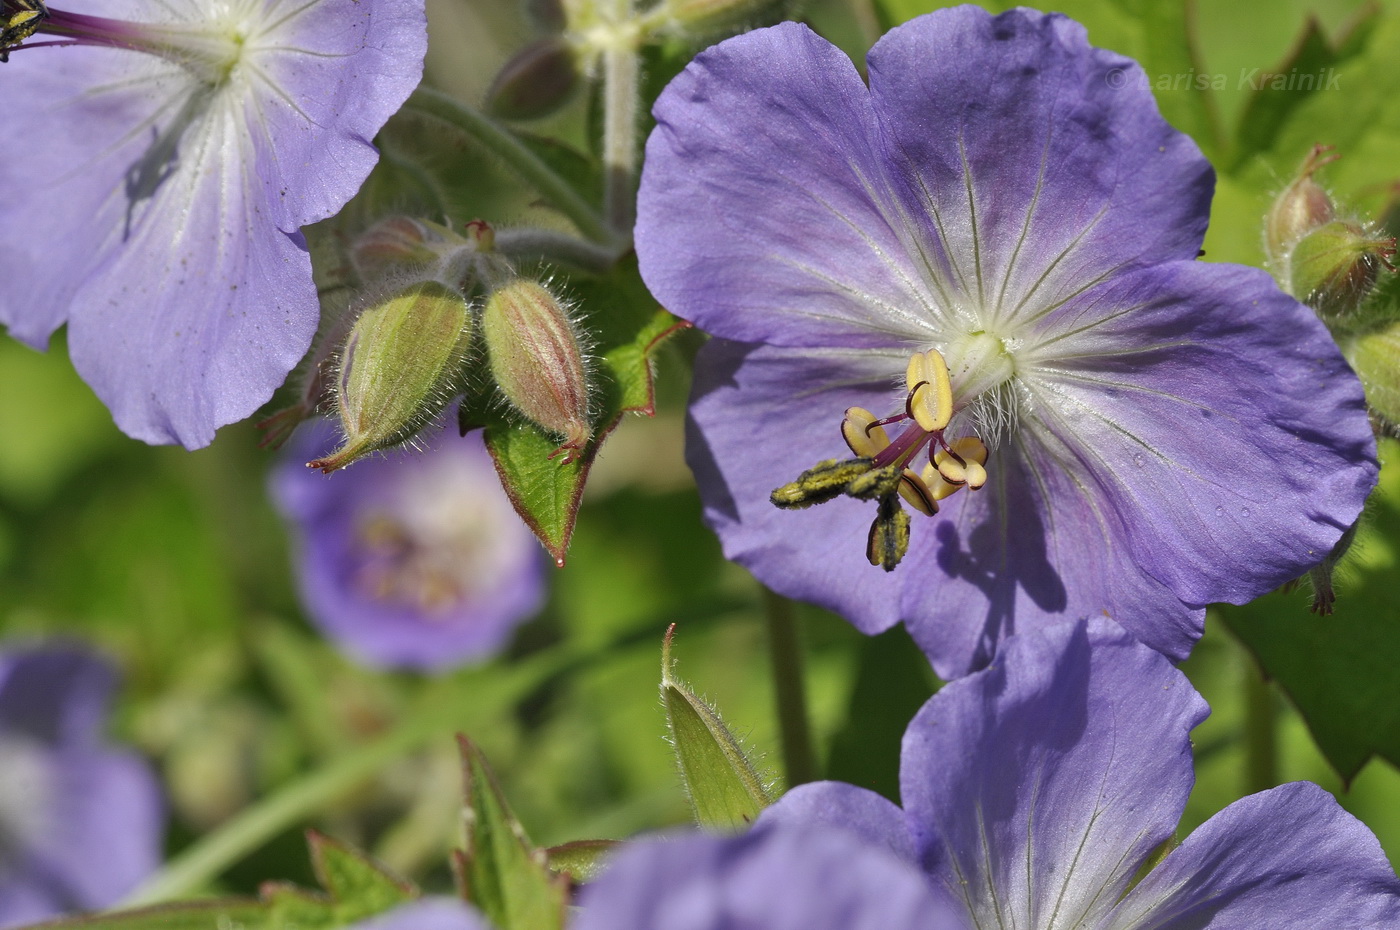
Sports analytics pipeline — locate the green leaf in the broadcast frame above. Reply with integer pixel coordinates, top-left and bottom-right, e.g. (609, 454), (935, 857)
(1219, 438), (1400, 784)
(307, 832), (417, 924)
(469, 255), (688, 563)
(661, 626), (774, 831)
(1226, 10), (1378, 171)
(1130, 0), (1224, 159)
(543, 839), (619, 883)
(13, 900), (267, 930)
(458, 736), (568, 930)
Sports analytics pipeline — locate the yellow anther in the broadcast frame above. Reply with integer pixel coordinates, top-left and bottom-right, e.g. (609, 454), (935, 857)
(924, 437), (990, 500)
(841, 406), (889, 457)
(898, 469), (938, 516)
(905, 349), (953, 433)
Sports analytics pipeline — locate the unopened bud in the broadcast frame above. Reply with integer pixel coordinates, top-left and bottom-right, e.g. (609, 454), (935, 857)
(485, 37), (580, 121)
(350, 216), (442, 284)
(481, 279), (591, 464)
(1265, 145), (1337, 268)
(309, 282), (473, 473)
(1345, 319), (1400, 429)
(1289, 220), (1395, 317)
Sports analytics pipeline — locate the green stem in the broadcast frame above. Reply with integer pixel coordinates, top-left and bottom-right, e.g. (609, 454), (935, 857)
(404, 87), (616, 246)
(1242, 649), (1278, 795)
(121, 653), (575, 905)
(600, 1), (641, 237)
(495, 226), (624, 272)
(761, 587), (817, 787)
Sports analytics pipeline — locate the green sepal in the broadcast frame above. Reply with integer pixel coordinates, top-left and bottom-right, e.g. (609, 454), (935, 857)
(1344, 319), (1400, 427)
(460, 256), (687, 563)
(543, 839), (620, 883)
(661, 626), (774, 832)
(24, 833), (416, 930)
(457, 736), (569, 930)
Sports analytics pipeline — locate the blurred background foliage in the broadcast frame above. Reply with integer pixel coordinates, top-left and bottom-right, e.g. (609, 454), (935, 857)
(1, 0), (1397, 899)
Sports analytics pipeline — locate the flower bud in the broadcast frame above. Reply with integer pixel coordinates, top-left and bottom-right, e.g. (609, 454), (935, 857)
(1345, 319), (1400, 429)
(1265, 144), (1337, 268)
(309, 281), (473, 473)
(481, 279), (591, 464)
(350, 216), (442, 284)
(1288, 220), (1395, 317)
(485, 37), (580, 121)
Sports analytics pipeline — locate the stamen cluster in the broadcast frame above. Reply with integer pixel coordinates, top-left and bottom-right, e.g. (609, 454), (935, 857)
(770, 349), (988, 571)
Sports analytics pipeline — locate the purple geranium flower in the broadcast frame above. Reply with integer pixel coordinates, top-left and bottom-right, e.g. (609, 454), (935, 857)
(272, 421), (547, 671)
(0, 0), (427, 448)
(573, 821), (961, 930)
(0, 646), (164, 929)
(636, 7), (1377, 677)
(760, 618), (1400, 928)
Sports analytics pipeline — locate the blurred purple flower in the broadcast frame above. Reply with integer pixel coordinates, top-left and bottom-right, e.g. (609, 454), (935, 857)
(0, 647), (163, 928)
(0, 0), (427, 448)
(761, 618), (1400, 929)
(347, 898), (493, 930)
(573, 822), (963, 930)
(636, 7), (1377, 678)
(273, 422), (547, 671)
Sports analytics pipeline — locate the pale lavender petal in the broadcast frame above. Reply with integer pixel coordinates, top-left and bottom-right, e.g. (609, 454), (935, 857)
(0, 0), (427, 447)
(757, 781), (915, 864)
(866, 7), (1212, 324)
(637, 22), (936, 350)
(273, 421), (546, 671)
(0, 646), (163, 925)
(348, 898), (492, 930)
(901, 619), (1206, 928)
(573, 825), (960, 930)
(1024, 261), (1376, 605)
(1110, 782), (1400, 929)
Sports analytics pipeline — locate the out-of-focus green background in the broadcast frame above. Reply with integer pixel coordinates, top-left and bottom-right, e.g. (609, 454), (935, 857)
(1, 0), (1397, 895)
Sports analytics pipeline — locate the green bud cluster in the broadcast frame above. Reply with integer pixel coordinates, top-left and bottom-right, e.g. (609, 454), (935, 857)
(1264, 145), (1396, 321)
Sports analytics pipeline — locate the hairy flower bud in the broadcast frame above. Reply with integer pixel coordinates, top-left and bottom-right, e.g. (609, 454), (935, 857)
(486, 37), (580, 121)
(309, 281), (473, 473)
(481, 279), (591, 464)
(1288, 220), (1395, 318)
(1265, 144), (1337, 269)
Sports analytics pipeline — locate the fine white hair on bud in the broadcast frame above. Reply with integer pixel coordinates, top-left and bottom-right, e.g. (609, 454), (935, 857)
(481, 278), (595, 465)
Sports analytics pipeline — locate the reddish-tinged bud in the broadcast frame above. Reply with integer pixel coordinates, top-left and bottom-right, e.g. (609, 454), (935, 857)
(481, 279), (592, 464)
(309, 282), (473, 473)
(1265, 145), (1337, 269)
(350, 216), (441, 284)
(1289, 220), (1395, 317)
(485, 36), (580, 121)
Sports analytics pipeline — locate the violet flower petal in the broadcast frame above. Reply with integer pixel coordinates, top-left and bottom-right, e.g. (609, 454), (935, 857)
(1108, 782), (1400, 929)
(347, 898), (493, 930)
(865, 7), (1212, 313)
(572, 824), (961, 930)
(643, 7), (1377, 675)
(0, 0), (427, 447)
(636, 22), (935, 350)
(900, 619), (1205, 927)
(272, 422), (546, 671)
(0, 646), (163, 927)
(755, 781), (915, 865)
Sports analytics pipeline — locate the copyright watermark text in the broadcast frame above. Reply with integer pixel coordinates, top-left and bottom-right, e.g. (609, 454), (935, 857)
(1105, 67), (1341, 92)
